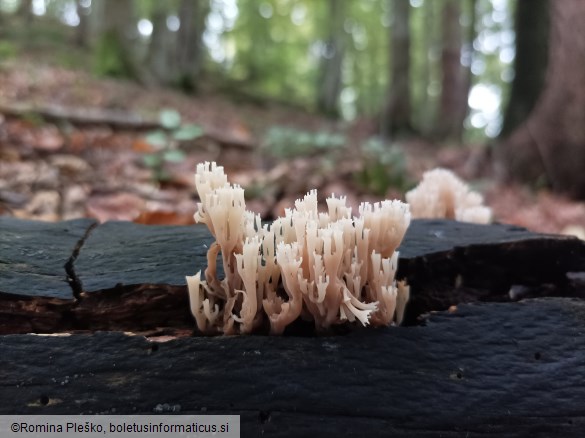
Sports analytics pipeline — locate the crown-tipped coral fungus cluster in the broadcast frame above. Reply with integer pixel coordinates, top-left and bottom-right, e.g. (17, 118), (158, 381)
(406, 168), (492, 224)
(186, 162), (492, 335)
(187, 162), (412, 335)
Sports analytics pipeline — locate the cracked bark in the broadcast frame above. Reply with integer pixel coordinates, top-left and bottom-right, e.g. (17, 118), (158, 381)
(64, 222), (98, 298)
(1, 218), (584, 334)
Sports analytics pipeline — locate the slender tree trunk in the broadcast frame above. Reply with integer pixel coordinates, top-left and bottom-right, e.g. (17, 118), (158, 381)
(147, 3), (174, 84)
(316, 0), (345, 117)
(419, 0), (436, 134)
(499, 0), (549, 138)
(498, 0), (585, 198)
(75, 0), (90, 47)
(17, 0), (33, 25)
(383, 0), (412, 138)
(458, 0), (476, 137)
(434, 0), (465, 142)
(176, 0), (207, 92)
(95, 0), (149, 83)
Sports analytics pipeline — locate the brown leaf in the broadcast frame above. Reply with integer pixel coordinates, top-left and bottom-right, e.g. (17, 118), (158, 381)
(134, 210), (195, 226)
(33, 126), (65, 152)
(132, 138), (155, 153)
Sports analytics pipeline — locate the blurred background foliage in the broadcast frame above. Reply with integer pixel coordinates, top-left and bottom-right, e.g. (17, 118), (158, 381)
(2, 0), (585, 217)
(0, 0), (515, 141)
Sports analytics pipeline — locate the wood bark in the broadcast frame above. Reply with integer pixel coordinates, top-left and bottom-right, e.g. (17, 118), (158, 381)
(498, 0), (585, 198)
(2, 217), (584, 334)
(2, 298), (585, 438)
(383, 0), (412, 138)
(1, 218), (585, 436)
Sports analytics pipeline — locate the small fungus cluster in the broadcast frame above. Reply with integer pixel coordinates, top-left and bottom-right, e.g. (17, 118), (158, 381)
(186, 162), (411, 335)
(406, 168), (492, 224)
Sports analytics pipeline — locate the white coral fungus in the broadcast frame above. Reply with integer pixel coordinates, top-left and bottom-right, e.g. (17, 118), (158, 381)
(405, 168), (492, 224)
(186, 162), (411, 335)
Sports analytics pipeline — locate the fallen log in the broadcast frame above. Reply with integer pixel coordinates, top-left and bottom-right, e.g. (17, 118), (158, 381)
(1, 299), (585, 437)
(1, 218), (585, 437)
(0, 101), (256, 149)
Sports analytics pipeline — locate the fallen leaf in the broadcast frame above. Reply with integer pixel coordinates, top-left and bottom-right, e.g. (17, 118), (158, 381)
(33, 126), (65, 151)
(133, 138), (156, 153)
(134, 210), (195, 226)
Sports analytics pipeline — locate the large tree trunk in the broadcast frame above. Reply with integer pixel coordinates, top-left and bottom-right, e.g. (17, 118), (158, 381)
(497, 0), (585, 198)
(316, 0), (345, 117)
(499, 0), (549, 138)
(382, 0), (412, 138)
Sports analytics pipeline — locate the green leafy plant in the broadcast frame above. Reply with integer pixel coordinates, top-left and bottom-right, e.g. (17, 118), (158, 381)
(263, 126), (345, 158)
(355, 137), (410, 196)
(143, 109), (203, 182)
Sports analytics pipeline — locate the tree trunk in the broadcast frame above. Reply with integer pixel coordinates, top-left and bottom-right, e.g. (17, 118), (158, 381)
(419, 0), (436, 135)
(316, 0), (345, 117)
(17, 0), (32, 25)
(175, 0), (207, 92)
(95, 0), (148, 83)
(459, 0), (476, 137)
(147, 3), (174, 84)
(75, 0), (90, 47)
(383, 0), (412, 138)
(498, 0), (585, 198)
(434, 0), (466, 142)
(499, 0), (549, 138)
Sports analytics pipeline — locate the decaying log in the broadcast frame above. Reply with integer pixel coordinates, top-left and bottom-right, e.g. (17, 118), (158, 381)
(0, 217), (96, 299)
(1, 299), (585, 437)
(1, 218), (584, 333)
(1, 218), (585, 436)
(0, 102), (161, 130)
(0, 101), (256, 149)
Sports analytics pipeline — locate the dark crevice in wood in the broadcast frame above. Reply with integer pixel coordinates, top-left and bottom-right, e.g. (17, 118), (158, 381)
(399, 237), (585, 326)
(64, 222), (98, 299)
(0, 292), (72, 334)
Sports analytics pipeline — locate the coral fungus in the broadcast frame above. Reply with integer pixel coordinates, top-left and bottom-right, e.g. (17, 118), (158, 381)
(406, 168), (492, 224)
(186, 162), (411, 335)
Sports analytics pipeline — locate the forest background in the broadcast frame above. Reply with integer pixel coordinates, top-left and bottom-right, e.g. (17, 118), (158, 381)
(0, 0), (584, 236)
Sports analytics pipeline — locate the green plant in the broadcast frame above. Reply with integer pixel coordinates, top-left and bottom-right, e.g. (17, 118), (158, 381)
(263, 126), (345, 158)
(0, 41), (17, 59)
(143, 109), (203, 182)
(355, 137), (410, 196)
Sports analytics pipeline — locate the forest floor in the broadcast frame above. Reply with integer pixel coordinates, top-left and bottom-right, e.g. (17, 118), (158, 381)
(1, 57), (584, 237)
